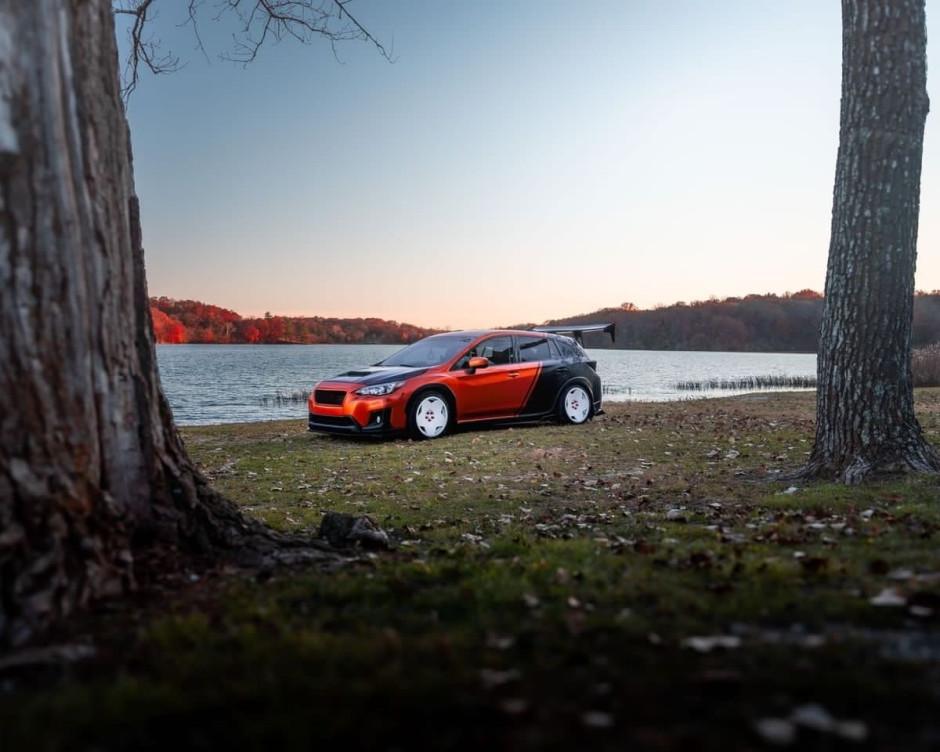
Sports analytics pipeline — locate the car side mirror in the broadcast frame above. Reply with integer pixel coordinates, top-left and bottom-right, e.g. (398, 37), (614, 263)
(467, 356), (490, 373)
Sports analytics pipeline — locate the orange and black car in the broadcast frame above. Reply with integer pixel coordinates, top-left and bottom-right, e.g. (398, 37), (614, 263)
(307, 325), (613, 439)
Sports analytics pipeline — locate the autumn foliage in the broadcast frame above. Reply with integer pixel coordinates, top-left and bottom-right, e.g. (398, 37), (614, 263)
(148, 298), (440, 345)
(151, 291), (940, 350)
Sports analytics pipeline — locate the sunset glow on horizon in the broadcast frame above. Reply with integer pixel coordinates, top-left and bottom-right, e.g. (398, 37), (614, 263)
(123, 1), (940, 330)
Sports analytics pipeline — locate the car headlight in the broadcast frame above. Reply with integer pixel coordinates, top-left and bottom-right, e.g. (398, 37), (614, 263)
(355, 381), (405, 397)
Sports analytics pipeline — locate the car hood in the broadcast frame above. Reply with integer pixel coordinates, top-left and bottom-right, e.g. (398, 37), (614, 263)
(323, 365), (428, 387)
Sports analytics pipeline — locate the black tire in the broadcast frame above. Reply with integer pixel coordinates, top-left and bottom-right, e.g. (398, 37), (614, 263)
(558, 383), (592, 425)
(408, 390), (453, 439)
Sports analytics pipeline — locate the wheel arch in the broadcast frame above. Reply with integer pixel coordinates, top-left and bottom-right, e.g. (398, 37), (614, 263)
(555, 377), (596, 423)
(555, 376), (595, 409)
(405, 382), (457, 410)
(406, 384), (458, 423)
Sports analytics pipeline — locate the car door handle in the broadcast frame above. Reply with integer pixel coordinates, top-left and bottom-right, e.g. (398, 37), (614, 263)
(507, 372), (520, 378)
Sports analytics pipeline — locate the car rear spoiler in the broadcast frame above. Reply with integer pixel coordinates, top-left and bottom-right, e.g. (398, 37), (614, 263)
(530, 323), (616, 345)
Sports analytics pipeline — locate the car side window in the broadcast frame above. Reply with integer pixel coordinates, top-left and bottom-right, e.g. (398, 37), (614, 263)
(551, 336), (579, 360)
(477, 336), (514, 365)
(517, 336), (552, 363)
(453, 335), (514, 369)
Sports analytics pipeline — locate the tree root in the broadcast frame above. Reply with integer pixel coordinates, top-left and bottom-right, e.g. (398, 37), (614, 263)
(135, 452), (364, 588)
(795, 442), (940, 485)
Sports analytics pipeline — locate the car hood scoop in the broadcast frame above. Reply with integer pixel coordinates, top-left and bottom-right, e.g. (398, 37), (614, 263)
(330, 366), (427, 385)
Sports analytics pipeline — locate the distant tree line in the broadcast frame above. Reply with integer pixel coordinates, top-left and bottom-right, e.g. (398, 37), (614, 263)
(149, 297), (440, 344)
(153, 290), (940, 351)
(540, 290), (940, 352)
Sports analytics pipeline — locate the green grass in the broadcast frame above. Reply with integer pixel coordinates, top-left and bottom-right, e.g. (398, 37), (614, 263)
(3, 392), (940, 750)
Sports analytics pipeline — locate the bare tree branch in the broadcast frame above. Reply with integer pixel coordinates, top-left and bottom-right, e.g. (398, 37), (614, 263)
(113, 0), (393, 104)
(184, 0), (213, 68)
(114, 0), (184, 102)
(336, 1), (390, 58)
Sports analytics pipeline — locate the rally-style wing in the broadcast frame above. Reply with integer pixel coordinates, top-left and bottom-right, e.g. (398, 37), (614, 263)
(530, 323), (615, 345)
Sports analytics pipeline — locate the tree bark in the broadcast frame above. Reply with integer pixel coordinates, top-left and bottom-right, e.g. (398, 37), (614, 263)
(0, 0), (334, 649)
(805, 0), (940, 483)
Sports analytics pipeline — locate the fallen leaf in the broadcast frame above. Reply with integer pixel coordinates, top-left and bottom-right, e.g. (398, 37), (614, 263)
(522, 593), (540, 609)
(582, 711), (614, 729)
(754, 718), (796, 746)
(888, 568), (915, 581)
(907, 591), (940, 618)
(835, 720), (869, 742)
(479, 668), (520, 689)
(500, 698), (529, 715)
(869, 588), (906, 607)
(485, 633), (516, 650)
(681, 635), (742, 652)
(790, 703), (835, 732)
(633, 540), (657, 555)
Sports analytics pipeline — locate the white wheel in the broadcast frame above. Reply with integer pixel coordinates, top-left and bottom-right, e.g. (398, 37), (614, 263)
(559, 385), (591, 425)
(411, 392), (451, 439)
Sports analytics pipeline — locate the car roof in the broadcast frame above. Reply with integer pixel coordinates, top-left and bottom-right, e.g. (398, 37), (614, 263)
(427, 329), (554, 340)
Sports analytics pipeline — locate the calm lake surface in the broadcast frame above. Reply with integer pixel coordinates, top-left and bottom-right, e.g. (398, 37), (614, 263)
(156, 344), (817, 426)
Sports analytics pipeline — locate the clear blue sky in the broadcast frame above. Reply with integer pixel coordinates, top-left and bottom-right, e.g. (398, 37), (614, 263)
(119, 1), (940, 330)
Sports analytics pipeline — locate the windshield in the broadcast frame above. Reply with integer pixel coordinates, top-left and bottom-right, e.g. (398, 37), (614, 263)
(379, 334), (477, 368)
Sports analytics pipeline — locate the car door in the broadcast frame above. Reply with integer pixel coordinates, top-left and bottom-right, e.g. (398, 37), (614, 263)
(451, 335), (537, 420)
(514, 334), (564, 416)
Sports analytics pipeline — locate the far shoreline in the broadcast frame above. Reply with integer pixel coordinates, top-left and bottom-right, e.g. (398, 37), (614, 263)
(154, 341), (819, 355)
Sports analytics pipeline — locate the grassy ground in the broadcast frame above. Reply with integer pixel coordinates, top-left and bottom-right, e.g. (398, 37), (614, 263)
(3, 391), (940, 750)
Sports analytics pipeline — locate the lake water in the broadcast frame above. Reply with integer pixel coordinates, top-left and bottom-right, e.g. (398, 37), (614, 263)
(155, 344), (817, 425)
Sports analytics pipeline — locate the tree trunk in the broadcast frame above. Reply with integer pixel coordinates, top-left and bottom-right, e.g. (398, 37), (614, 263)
(0, 0), (333, 649)
(805, 0), (940, 483)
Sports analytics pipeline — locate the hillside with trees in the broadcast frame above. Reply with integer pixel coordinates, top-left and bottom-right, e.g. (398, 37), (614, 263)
(152, 290), (940, 351)
(538, 290), (940, 352)
(149, 298), (440, 344)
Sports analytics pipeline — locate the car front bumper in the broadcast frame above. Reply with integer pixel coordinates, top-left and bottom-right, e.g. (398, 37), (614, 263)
(308, 407), (396, 436)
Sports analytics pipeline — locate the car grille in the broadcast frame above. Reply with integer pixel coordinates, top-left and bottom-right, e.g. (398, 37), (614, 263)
(309, 415), (357, 427)
(315, 389), (346, 406)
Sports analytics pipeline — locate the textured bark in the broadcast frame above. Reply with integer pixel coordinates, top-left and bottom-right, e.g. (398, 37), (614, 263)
(804, 0), (940, 483)
(0, 0), (336, 649)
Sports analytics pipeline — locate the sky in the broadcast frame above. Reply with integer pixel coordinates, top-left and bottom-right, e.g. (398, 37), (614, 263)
(119, 1), (940, 330)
